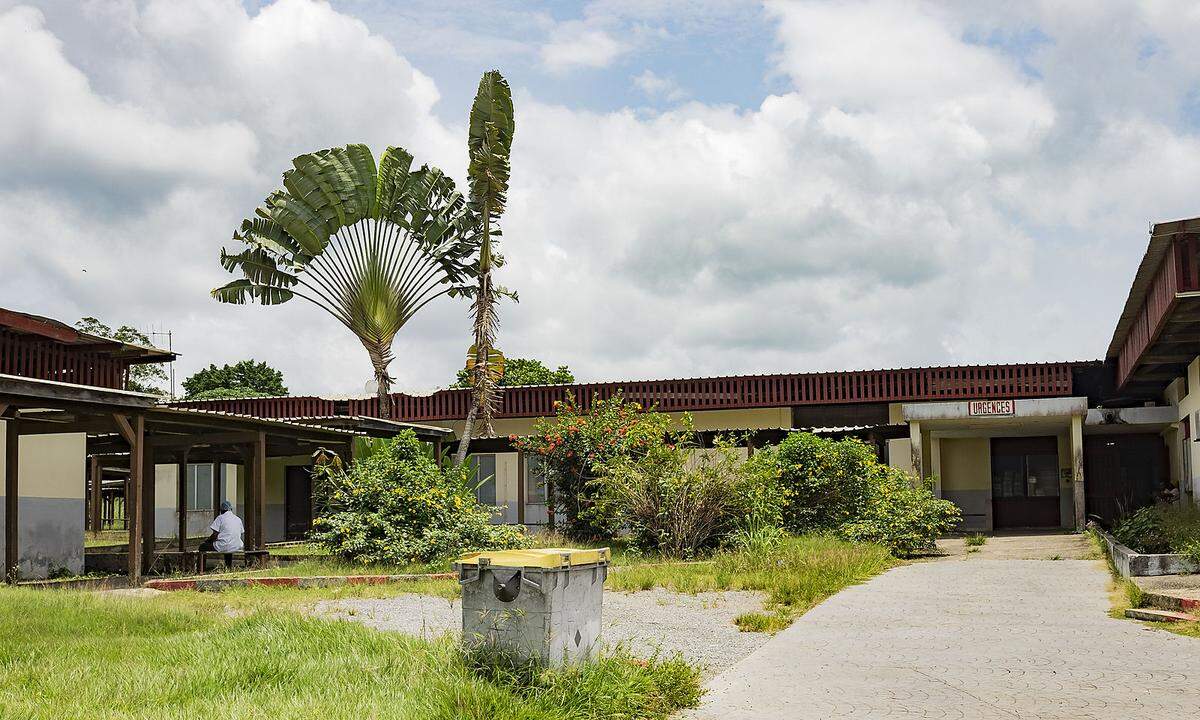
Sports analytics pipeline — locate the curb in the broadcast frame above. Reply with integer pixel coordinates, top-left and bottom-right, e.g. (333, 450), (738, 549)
(1140, 590), (1200, 614)
(1125, 607), (1198, 623)
(143, 573), (455, 592)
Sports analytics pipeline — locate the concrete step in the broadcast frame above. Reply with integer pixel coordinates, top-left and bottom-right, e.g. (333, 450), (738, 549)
(1139, 590), (1200, 613)
(1125, 607), (1198, 623)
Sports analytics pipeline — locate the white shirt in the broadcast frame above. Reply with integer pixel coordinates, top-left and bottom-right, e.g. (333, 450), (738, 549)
(210, 511), (245, 552)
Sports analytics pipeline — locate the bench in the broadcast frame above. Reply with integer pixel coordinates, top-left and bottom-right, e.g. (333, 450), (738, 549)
(193, 549), (270, 574)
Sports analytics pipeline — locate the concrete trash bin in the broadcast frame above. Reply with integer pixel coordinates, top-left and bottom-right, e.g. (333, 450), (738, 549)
(456, 547), (610, 666)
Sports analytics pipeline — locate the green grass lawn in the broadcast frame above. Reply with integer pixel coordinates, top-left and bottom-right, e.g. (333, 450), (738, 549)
(0, 588), (699, 720)
(607, 535), (896, 630)
(190, 535), (894, 630)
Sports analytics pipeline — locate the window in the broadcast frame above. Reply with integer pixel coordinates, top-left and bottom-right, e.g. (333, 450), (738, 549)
(186, 464), (215, 510)
(471, 454), (497, 506)
(525, 454), (548, 504)
(991, 438), (1059, 498)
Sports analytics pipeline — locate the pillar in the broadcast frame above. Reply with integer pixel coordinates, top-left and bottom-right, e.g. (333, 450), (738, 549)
(5, 422), (19, 584)
(929, 435), (942, 497)
(176, 451), (190, 551)
(123, 415), (145, 585)
(141, 433), (155, 576)
(253, 433), (266, 549)
(89, 455), (101, 537)
(1071, 414), (1086, 531)
(908, 420), (923, 479)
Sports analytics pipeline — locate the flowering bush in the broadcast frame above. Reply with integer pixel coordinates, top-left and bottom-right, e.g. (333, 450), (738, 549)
(513, 393), (671, 540)
(594, 436), (787, 558)
(310, 431), (527, 564)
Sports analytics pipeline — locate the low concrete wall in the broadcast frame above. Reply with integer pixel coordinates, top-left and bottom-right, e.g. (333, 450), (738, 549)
(1093, 525), (1199, 577)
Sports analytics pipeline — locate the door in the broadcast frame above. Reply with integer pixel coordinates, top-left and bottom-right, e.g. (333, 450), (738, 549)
(1083, 434), (1167, 526)
(991, 437), (1061, 528)
(285, 466), (313, 540)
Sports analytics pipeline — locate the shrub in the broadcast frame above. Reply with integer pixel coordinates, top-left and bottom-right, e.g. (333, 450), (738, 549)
(838, 467), (962, 556)
(774, 433), (878, 532)
(594, 435), (785, 558)
(774, 432), (960, 556)
(514, 393), (672, 540)
(1113, 503), (1200, 555)
(310, 431), (527, 564)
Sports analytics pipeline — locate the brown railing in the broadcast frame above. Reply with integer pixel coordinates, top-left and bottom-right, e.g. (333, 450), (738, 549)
(0, 330), (126, 388)
(1116, 234), (1200, 388)
(175, 362), (1075, 422)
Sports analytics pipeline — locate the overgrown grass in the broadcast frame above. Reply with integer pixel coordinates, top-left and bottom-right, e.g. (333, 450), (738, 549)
(965, 533), (987, 547)
(0, 588), (701, 719)
(733, 611), (791, 633)
(607, 534), (896, 629)
(1089, 529), (1144, 618)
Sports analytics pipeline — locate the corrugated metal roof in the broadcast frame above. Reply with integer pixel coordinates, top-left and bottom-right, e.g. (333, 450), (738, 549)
(147, 406), (362, 436)
(1106, 216), (1200, 359)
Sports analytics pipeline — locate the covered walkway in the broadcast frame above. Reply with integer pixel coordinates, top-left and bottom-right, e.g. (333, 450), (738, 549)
(1, 373), (357, 584)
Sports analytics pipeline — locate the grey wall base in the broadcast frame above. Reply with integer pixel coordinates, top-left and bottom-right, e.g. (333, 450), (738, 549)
(942, 490), (989, 532)
(460, 562), (606, 666)
(0, 496), (84, 580)
(1093, 525), (1199, 577)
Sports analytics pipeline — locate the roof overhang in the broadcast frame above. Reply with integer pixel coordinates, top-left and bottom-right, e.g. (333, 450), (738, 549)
(1105, 217), (1200, 398)
(0, 307), (177, 363)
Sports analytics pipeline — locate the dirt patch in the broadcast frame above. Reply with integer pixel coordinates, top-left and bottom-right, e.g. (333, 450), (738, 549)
(314, 588), (770, 678)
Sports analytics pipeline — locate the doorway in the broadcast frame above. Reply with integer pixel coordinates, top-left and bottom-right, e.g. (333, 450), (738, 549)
(991, 437), (1061, 528)
(284, 465), (313, 540)
(1083, 434), (1167, 526)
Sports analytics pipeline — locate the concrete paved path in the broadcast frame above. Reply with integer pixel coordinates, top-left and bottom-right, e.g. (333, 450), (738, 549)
(689, 559), (1200, 719)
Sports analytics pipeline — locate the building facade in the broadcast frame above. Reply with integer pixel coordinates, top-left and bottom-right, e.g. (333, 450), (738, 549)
(175, 218), (1200, 535)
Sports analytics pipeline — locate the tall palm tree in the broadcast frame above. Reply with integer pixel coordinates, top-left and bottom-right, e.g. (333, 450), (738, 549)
(455, 70), (516, 466)
(213, 144), (480, 418)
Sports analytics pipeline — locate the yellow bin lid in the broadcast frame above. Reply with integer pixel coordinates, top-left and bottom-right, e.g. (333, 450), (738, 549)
(457, 547), (610, 569)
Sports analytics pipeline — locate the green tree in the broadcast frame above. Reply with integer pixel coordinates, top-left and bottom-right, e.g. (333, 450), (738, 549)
(212, 144), (481, 418)
(182, 359), (287, 400)
(457, 70), (516, 466)
(451, 357), (573, 388)
(75, 317), (168, 394)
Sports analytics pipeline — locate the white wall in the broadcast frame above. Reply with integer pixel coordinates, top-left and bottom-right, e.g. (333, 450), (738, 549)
(0, 423), (86, 578)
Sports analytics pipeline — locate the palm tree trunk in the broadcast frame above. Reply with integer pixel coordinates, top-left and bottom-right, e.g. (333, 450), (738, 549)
(455, 201), (494, 467)
(367, 344), (393, 420)
(456, 402), (479, 466)
(455, 270), (491, 466)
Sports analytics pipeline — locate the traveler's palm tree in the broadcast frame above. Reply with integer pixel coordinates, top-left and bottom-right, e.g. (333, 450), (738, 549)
(213, 144), (480, 418)
(456, 70), (516, 466)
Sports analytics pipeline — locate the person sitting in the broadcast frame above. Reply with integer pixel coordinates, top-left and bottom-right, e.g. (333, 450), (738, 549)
(199, 500), (244, 554)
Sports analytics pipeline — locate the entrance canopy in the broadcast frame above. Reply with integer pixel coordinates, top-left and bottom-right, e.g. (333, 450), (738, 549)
(0, 373), (358, 584)
(901, 397), (1089, 531)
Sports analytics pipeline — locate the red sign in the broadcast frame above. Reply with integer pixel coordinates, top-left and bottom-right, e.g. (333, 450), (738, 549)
(968, 399), (1015, 417)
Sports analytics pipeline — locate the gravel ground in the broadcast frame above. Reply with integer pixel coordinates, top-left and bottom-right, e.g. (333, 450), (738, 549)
(313, 588), (770, 677)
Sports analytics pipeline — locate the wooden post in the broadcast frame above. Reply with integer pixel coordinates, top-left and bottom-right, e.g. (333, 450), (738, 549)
(434, 438), (444, 468)
(516, 451), (526, 525)
(141, 430), (155, 577)
(114, 414), (146, 585)
(241, 445), (256, 551)
(5, 420), (19, 584)
(176, 448), (190, 551)
(213, 462), (223, 518)
(253, 432), (266, 550)
(89, 455), (102, 537)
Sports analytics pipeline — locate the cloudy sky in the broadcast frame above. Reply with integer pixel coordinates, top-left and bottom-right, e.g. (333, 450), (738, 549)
(3, 0), (1200, 397)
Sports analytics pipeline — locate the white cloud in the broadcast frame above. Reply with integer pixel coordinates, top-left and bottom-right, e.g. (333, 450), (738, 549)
(540, 20), (626, 73)
(5, 0), (1200, 400)
(632, 69), (686, 101)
